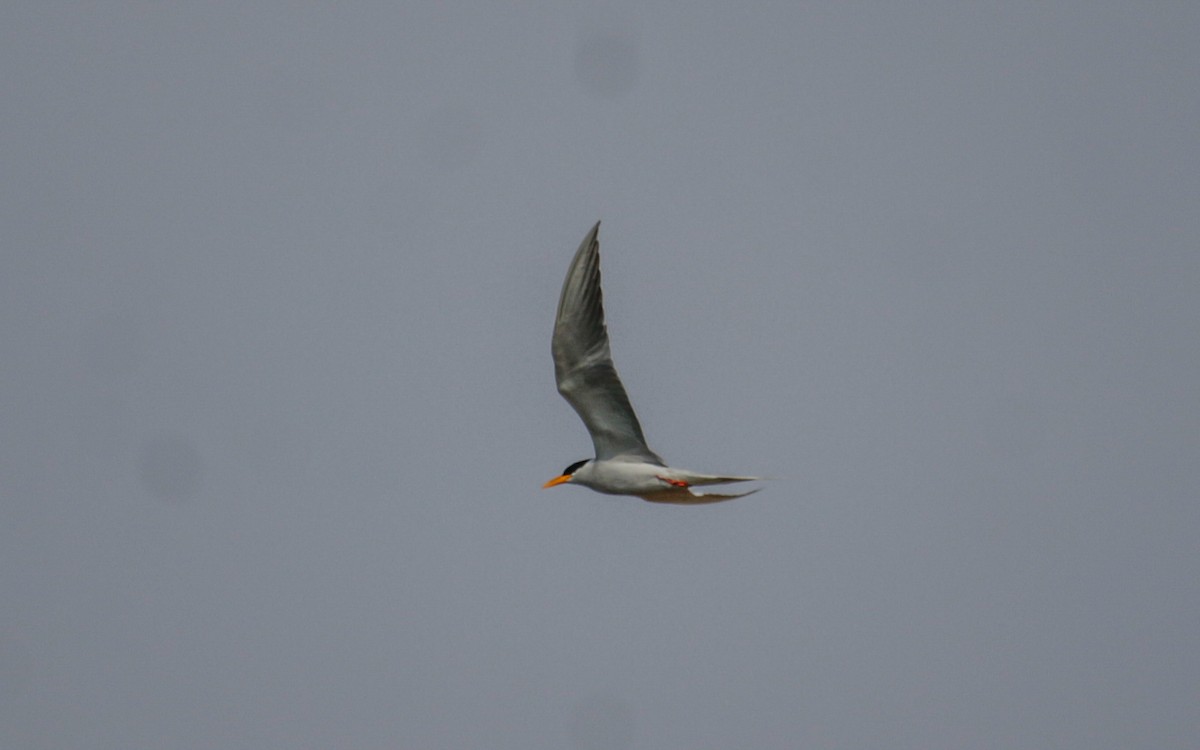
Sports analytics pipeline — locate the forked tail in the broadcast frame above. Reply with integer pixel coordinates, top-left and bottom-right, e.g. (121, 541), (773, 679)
(674, 471), (760, 487)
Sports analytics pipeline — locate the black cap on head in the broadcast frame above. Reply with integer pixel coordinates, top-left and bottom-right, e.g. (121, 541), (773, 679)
(562, 459), (589, 476)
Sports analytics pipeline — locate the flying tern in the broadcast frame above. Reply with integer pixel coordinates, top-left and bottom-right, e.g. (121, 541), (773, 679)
(542, 221), (760, 504)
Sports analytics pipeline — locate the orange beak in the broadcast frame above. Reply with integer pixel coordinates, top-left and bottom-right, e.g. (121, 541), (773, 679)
(542, 474), (573, 488)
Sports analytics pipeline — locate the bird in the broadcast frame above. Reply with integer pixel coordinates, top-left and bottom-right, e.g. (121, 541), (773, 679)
(542, 221), (761, 504)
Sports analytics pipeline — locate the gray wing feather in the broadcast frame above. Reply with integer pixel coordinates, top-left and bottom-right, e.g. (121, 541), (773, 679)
(552, 222), (664, 464)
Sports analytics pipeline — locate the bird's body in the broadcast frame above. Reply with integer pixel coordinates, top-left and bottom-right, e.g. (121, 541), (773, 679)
(543, 221), (760, 504)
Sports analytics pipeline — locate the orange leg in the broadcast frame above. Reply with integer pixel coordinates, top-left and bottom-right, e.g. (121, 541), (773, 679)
(657, 476), (690, 488)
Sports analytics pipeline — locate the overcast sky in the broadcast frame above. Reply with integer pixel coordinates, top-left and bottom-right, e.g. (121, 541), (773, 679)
(2, 3), (1198, 748)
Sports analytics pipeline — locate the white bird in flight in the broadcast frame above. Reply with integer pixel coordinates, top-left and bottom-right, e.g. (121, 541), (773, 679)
(542, 221), (761, 504)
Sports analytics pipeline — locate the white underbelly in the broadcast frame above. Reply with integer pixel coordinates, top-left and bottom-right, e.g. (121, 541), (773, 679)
(578, 461), (669, 494)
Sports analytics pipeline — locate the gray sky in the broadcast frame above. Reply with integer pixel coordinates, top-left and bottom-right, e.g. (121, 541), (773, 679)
(3, 3), (1198, 748)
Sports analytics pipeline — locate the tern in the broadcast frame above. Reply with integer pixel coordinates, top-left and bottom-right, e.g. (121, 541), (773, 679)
(542, 221), (761, 504)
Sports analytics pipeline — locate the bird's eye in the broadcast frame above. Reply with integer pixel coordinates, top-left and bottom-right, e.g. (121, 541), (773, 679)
(563, 459), (589, 475)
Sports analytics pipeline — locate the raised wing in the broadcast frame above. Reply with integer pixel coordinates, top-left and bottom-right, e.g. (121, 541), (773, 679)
(552, 222), (663, 463)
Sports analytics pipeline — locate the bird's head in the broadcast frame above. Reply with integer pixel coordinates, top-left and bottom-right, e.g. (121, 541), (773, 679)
(542, 459), (590, 488)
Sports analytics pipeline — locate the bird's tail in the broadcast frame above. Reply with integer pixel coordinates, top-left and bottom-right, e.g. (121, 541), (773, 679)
(672, 471), (760, 487)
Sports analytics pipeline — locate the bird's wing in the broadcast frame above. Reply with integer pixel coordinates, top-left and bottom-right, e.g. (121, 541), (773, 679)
(638, 487), (761, 505)
(552, 221), (663, 464)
